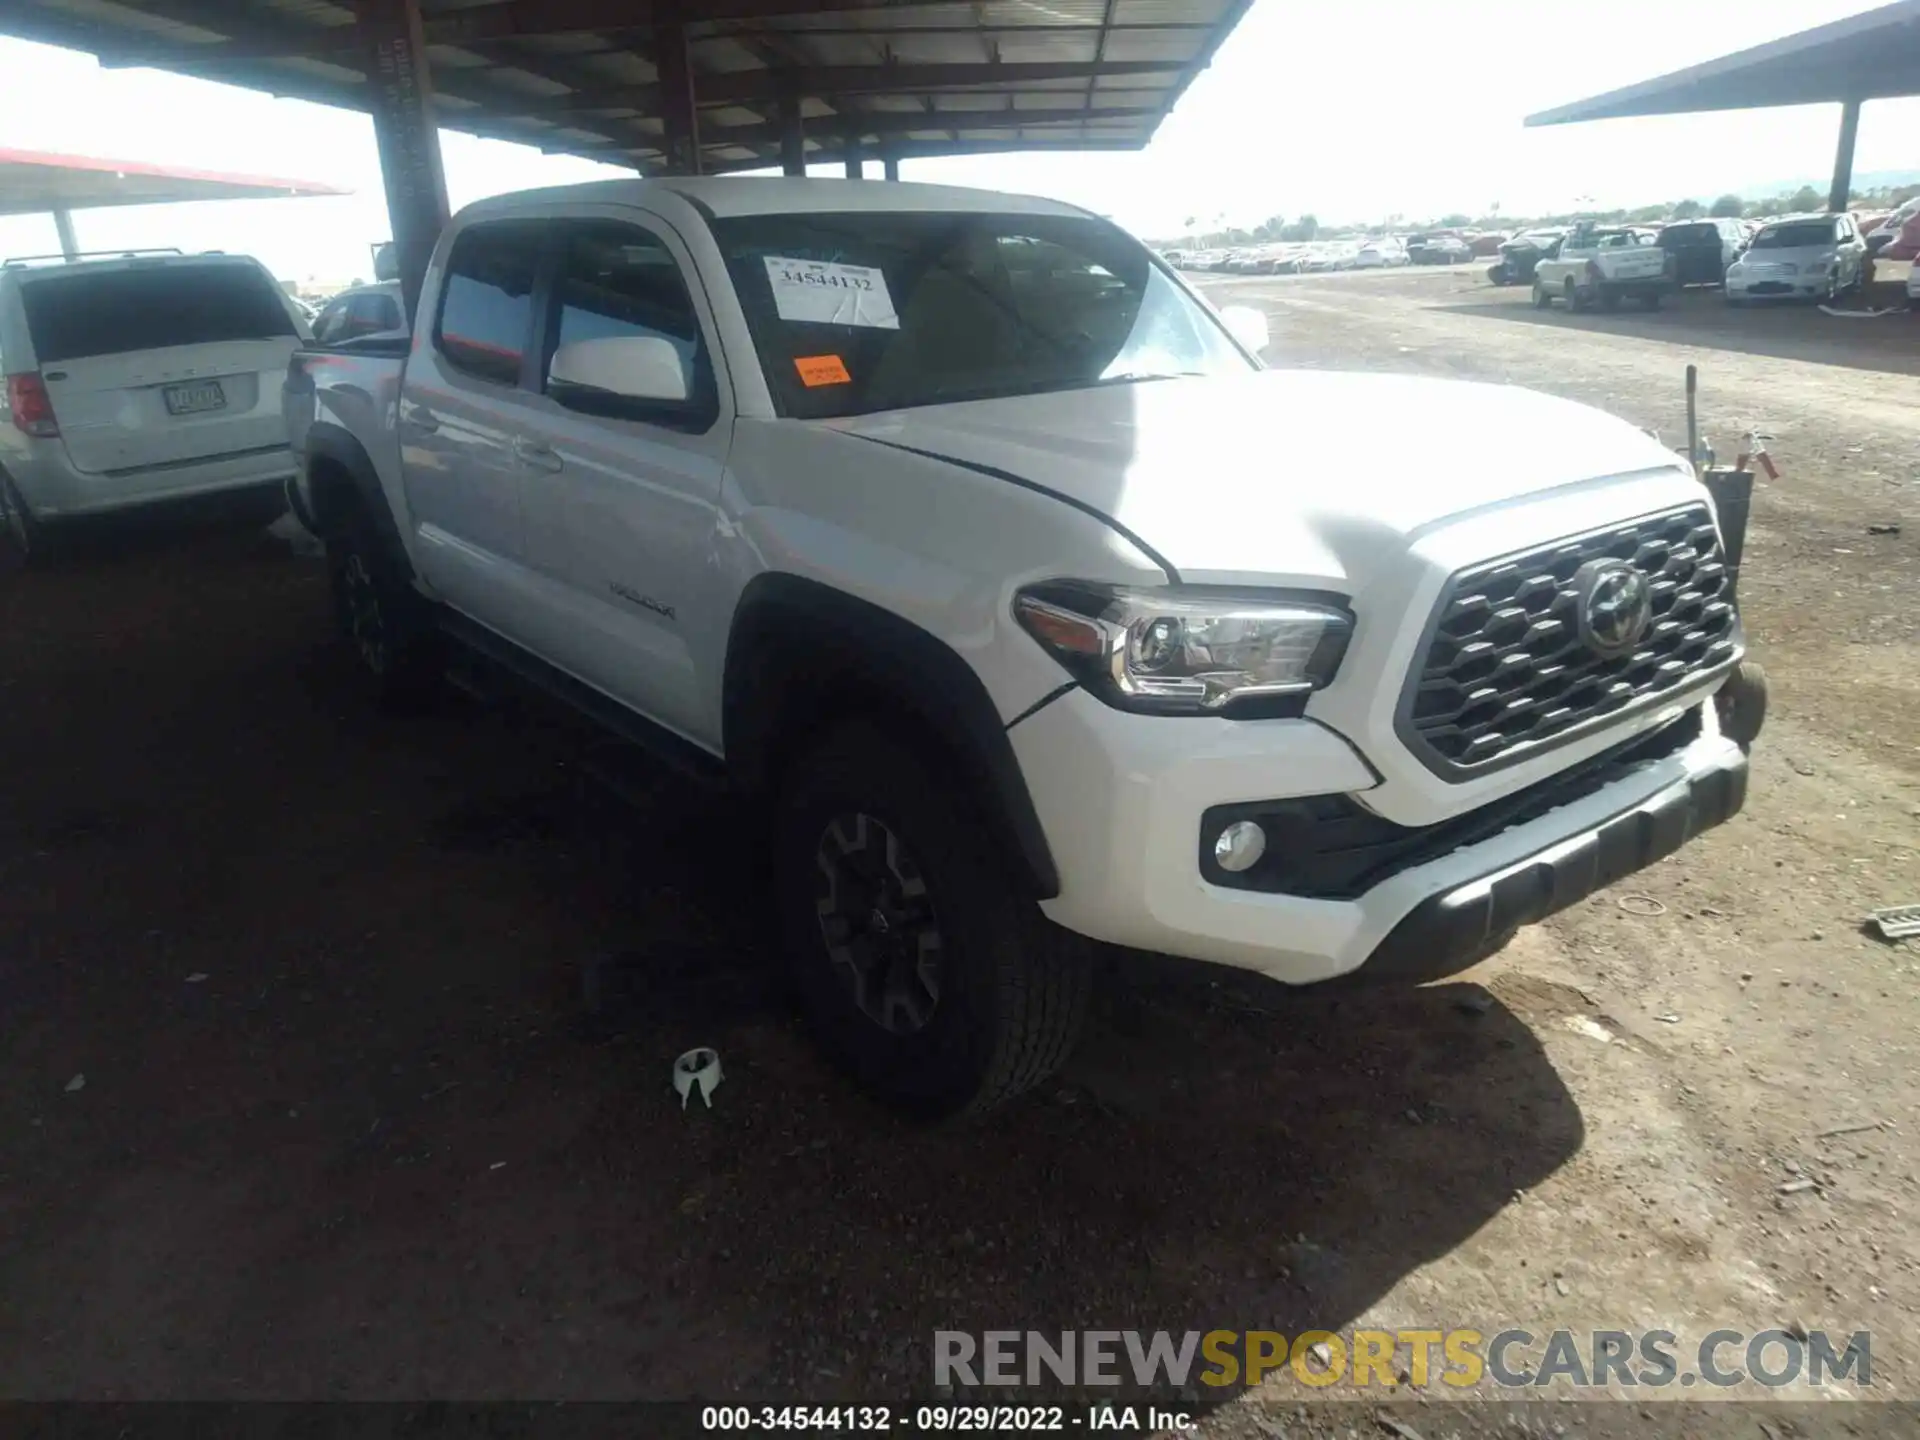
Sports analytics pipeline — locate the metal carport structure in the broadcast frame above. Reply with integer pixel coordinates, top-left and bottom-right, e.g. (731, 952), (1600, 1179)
(0, 0), (1255, 313)
(1526, 0), (1920, 215)
(0, 146), (345, 260)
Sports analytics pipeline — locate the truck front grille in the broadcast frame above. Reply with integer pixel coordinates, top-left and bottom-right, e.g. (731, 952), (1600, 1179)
(1402, 504), (1738, 777)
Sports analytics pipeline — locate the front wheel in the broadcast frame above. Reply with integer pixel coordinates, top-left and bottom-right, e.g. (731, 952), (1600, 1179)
(774, 722), (1091, 1118)
(1532, 280), (1551, 309)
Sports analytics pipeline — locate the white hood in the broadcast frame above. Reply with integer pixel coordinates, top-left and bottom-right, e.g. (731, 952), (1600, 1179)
(828, 369), (1689, 586)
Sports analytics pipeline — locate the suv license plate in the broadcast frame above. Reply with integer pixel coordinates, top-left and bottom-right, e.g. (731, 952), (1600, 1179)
(163, 380), (227, 416)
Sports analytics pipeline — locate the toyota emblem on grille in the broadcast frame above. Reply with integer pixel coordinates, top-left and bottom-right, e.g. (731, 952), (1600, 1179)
(1575, 559), (1653, 657)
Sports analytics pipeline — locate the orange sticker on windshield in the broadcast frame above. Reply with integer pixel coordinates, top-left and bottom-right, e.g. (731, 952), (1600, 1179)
(794, 354), (851, 387)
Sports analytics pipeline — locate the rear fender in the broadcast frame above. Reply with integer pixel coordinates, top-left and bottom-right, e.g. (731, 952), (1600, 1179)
(302, 422), (414, 580)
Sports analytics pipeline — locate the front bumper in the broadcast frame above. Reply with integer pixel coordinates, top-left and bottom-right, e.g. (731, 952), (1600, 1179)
(1012, 686), (1749, 985)
(1727, 275), (1827, 299)
(1359, 749), (1744, 984)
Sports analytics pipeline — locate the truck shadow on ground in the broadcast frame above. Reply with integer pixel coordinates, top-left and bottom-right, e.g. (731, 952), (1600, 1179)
(0, 536), (1583, 1401)
(1437, 286), (1918, 378)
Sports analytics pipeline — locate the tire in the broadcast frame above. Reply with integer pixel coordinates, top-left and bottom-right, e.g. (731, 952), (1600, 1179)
(1532, 280), (1551, 309)
(325, 500), (441, 708)
(1641, 290), (1663, 310)
(1715, 660), (1768, 748)
(0, 472), (53, 567)
(1599, 289), (1621, 312)
(774, 721), (1092, 1118)
(1564, 278), (1585, 313)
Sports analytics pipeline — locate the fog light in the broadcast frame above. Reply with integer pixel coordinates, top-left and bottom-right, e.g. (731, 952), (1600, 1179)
(1213, 820), (1267, 873)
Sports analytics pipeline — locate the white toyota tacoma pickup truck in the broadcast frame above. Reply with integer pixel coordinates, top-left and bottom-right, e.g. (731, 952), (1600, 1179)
(283, 178), (1758, 1116)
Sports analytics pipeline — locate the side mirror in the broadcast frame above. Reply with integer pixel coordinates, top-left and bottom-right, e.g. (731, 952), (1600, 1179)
(548, 335), (690, 411)
(1218, 304), (1270, 354)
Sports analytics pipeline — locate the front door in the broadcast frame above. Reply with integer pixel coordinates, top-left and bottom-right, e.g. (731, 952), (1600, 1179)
(508, 211), (735, 751)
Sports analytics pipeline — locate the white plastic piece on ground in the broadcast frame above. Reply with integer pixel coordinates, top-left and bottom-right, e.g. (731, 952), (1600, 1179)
(673, 1047), (723, 1109)
(1817, 303), (1903, 318)
(266, 509), (325, 559)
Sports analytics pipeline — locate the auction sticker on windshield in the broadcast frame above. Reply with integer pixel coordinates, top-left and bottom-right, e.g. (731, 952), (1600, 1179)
(763, 256), (899, 329)
(793, 354), (852, 387)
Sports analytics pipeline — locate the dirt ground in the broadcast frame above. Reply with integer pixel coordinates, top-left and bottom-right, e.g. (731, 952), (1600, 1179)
(2, 270), (1916, 1435)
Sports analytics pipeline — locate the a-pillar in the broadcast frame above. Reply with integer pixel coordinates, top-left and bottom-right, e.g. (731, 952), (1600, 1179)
(355, 0), (449, 322)
(1829, 97), (1862, 214)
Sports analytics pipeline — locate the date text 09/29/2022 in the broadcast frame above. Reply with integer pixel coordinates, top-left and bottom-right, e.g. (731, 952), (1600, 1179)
(700, 1405), (1194, 1432)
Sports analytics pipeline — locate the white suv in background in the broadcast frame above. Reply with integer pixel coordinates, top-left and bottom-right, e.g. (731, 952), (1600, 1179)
(0, 248), (309, 561)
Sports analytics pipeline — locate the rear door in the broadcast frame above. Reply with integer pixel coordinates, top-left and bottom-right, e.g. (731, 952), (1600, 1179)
(396, 217), (545, 634)
(20, 258), (302, 474)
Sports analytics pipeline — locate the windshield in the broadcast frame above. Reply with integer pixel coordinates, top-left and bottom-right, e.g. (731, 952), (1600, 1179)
(711, 210), (1255, 419)
(1752, 222), (1834, 249)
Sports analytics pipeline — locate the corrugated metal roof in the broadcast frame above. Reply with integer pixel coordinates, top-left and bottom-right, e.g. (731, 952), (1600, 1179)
(1528, 0), (1920, 125)
(3, 0), (1253, 172)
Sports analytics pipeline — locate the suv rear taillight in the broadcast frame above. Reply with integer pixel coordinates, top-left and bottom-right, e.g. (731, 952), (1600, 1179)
(5, 373), (58, 438)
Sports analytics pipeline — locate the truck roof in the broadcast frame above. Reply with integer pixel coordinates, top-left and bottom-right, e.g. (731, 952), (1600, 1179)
(462, 176), (1098, 223)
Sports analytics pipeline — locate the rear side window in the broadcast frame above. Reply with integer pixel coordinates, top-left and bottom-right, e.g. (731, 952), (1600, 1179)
(19, 262), (295, 363)
(436, 221), (543, 385)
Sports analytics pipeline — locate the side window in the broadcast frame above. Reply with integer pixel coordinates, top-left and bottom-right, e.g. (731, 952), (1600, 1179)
(542, 218), (715, 425)
(313, 297), (350, 345)
(343, 293), (387, 338)
(373, 293), (404, 331)
(436, 220), (543, 385)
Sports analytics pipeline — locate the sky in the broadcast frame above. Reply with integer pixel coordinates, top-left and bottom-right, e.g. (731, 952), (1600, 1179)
(1, 0), (1916, 284)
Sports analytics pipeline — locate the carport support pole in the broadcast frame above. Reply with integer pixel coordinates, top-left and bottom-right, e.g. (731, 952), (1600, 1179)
(356, 0), (449, 323)
(51, 207), (78, 260)
(779, 89), (806, 176)
(844, 136), (864, 180)
(882, 152), (900, 182)
(1829, 97), (1861, 213)
(655, 16), (702, 175)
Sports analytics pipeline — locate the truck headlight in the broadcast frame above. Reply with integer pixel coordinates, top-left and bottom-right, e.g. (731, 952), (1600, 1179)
(1013, 582), (1352, 717)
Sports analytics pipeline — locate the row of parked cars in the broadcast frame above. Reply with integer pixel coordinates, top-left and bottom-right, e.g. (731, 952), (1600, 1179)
(1167, 231), (1497, 275)
(1492, 211), (1907, 309)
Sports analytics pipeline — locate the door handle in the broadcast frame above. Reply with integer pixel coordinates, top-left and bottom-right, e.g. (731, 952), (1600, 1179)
(513, 436), (563, 473)
(400, 404), (439, 434)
